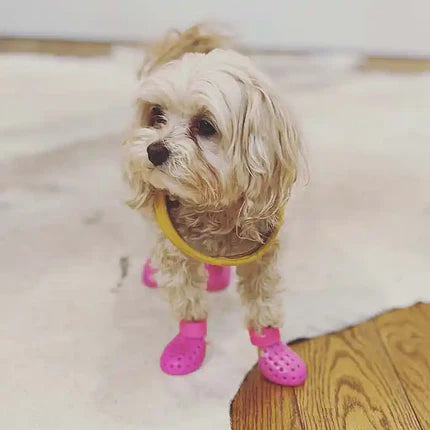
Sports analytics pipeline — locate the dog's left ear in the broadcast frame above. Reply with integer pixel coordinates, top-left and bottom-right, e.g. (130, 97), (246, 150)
(235, 79), (301, 243)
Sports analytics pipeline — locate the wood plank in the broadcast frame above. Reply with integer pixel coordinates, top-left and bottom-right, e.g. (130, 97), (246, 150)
(361, 57), (430, 73)
(231, 363), (303, 430)
(0, 38), (113, 57)
(3, 37), (430, 75)
(293, 320), (422, 430)
(376, 305), (430, 429)
(417, 302), (430, 320)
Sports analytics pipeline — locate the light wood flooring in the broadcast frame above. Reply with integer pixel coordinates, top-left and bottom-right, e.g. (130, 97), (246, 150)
(231, 303), (430, 430)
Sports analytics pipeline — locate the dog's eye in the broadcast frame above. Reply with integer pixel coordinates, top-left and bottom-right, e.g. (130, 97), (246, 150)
(149, 105), (166, 127)
(195, 119), (216, 137)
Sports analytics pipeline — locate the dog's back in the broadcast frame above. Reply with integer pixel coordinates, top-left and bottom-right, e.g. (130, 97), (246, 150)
(141, 24), (229, 75)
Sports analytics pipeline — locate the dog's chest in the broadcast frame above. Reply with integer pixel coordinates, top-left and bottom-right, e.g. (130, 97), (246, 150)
(169, 205), (261, 258)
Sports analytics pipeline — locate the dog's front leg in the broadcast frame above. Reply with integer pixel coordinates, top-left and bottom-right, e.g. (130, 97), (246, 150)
(152, 236), (208, 375)
(236, 242), (283, 330)
(152, 236), (208, 321)
(237, 241), (307, 386)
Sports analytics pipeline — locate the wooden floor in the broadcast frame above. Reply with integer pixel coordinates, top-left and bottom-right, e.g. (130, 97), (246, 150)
(231, 303), (430, 430)
(2, 37), (430, 74)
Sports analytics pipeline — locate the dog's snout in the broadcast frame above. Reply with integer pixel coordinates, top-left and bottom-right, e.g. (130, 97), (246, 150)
(147, 141), (170, 166)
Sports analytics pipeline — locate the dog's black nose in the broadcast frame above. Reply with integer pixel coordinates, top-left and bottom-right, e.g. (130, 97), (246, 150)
(147, 141), (170, 166)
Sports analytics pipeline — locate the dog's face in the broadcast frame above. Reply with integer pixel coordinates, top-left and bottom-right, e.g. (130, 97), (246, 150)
(125, 49), (300, 241)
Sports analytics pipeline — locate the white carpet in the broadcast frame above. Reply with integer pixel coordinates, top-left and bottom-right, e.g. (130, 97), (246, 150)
(0, 48), (138, 162)
(1, 52), (429, 430)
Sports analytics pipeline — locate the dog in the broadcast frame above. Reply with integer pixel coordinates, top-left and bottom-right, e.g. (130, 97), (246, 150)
(123, 24), (306, 386)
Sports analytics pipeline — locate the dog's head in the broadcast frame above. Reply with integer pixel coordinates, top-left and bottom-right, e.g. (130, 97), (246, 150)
(124, 49), (301, 242)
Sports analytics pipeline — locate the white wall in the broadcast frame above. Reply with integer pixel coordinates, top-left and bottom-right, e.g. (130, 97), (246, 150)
(1, 0), (429, 56)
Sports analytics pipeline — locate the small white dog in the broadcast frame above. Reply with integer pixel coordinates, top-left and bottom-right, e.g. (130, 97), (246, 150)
(124, 25), (306, 386)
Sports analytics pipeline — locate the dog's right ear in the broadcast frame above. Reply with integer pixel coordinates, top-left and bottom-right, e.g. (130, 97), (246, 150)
(122, 136), (156, 211)
(124, 173), (155, 211)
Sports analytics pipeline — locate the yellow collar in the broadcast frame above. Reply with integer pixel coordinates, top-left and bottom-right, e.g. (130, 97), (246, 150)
(153, 193), (282, 266)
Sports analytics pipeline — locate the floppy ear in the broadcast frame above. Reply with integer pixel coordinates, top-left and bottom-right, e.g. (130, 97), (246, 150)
(124, 167), (155, 211)
(122, 131), (157, 212)
(235, 80), (301, 243)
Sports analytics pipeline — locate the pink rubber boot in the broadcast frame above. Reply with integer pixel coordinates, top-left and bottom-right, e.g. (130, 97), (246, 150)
(205, 264), (231, 292)
(160, 320), (206, 375)
(142, 259), (157, 288)
(142, 259), (231, 292)
(249, 327), (307, 386)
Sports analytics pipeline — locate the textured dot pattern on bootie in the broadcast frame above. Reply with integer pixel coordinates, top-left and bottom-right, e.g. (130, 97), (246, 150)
(259, 342), (307, 386)
(160, 334), (206, 375)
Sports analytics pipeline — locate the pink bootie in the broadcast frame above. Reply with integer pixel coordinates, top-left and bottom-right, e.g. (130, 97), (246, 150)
(160, 320), (206, 375)
(249, 327), (307, 386)
(142, 259), (157, 288)
(142, 259), (231, 292)
(205, 264), (231, 291)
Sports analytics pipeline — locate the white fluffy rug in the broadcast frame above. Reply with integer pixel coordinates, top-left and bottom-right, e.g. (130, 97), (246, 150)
(1, 52), (429, 430)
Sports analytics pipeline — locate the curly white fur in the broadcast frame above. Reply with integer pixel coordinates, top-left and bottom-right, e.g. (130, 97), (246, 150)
(123, 25), (302, 331)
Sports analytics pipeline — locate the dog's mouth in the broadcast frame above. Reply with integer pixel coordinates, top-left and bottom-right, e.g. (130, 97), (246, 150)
(148, 168), (167, 186)
(147, 169), (188, 199)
